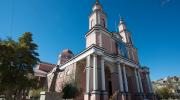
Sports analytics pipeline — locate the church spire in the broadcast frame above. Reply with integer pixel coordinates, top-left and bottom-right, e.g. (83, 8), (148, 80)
(89, 0), (107, 29)
(118, 18), (127, 32)
(96, 0), (99, 3)
(118, 18), (133, 44)
(92, 0), (102, 11)
(95, 0), (100, 5)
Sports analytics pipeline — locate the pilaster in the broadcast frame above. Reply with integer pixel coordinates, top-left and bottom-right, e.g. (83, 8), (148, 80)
(101, 56), (108, 100)
(147, 72), (153, 93)
(117, 62), (124, 92)
(134, 69), (140, 93)
(122, 64), (128, 92)
(137, 71), (144, 93)
(101, 56), (106, 91)
(90, 54), (100, 100)
(93, 54), (98, 90)
(84, 55), (91, 100)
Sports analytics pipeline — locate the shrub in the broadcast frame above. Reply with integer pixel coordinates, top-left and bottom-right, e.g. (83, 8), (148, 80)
(61, 80), (81, 99)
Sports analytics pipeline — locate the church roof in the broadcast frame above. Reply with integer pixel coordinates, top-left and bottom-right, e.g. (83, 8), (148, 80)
(36, 61), (55, 73)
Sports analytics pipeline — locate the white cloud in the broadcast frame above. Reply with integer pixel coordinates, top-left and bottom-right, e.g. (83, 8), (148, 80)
(160, 0), (171, 7)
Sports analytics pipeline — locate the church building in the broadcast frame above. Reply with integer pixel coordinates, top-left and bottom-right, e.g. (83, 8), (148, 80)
(47, 0), (155, 100)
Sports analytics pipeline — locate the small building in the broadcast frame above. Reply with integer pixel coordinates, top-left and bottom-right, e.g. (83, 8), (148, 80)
(34, 62), (55, 88)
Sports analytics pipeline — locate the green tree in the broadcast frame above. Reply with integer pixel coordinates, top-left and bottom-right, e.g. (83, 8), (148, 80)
(0, 32), (39, 100)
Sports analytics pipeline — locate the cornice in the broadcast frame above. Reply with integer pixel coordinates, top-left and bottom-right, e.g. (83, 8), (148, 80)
(93, 45), (140, 67)
(52, 44), (141, 73)
(85, 25), (123, 43)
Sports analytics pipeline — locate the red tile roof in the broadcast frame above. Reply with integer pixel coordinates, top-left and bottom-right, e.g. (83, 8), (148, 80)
(38, 62), (55, 73)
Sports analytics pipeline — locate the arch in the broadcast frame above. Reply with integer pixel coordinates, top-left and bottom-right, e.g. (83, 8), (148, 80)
(126, 67), (137, 99)
(105, 65), (112, 98)
(105, 62), (114, 73)
(104, 62), (119, 99)
(104, 62), (117, 97)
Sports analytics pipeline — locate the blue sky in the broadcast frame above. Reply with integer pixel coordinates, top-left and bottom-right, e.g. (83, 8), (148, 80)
(0, 0), (180, 80)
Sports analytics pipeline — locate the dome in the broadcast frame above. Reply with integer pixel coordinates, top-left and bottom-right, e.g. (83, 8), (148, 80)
(57, 49), (74, 65)
(62, 49), (73, 55)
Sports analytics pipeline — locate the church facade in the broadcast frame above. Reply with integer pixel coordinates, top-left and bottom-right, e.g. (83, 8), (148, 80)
(47, 1), (155, 100)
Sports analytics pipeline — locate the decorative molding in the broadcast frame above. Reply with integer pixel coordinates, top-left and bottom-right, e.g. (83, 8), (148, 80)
(48, 44), (141, 77)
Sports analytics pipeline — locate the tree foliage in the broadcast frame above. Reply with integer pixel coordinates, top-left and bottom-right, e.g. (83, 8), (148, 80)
(155, 87), (172, 99)
(0, 32), (39, 100)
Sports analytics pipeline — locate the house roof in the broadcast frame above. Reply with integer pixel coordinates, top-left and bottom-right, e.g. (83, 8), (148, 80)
(34, 69), (47, 77)
(36, 61), (55, 73)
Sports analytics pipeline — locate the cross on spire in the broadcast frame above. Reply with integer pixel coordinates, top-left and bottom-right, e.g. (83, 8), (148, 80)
(92, 0), (102, 11)
(95, 0), (100, 5)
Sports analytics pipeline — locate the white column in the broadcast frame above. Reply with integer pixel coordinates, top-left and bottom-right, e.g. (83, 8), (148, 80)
(149, 74), (153, 93)
(101, 56), (106, 91)
(118, 63), (124, 92)
(135, 69), (140, 93)
(122, 64), (128, 92)
(93, 54), (98, 90)
(86, 55), (91, 93)
(138, 71), (144, 93)
(146, 73), (151, 93)
(147, 73), (153, 93)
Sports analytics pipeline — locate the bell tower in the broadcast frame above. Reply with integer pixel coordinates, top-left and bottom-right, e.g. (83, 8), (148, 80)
(86, 0), (108, 48)
(118, 18), (133, 45)
(89, 0), (107, 29)
(118, 18), (140, 64)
